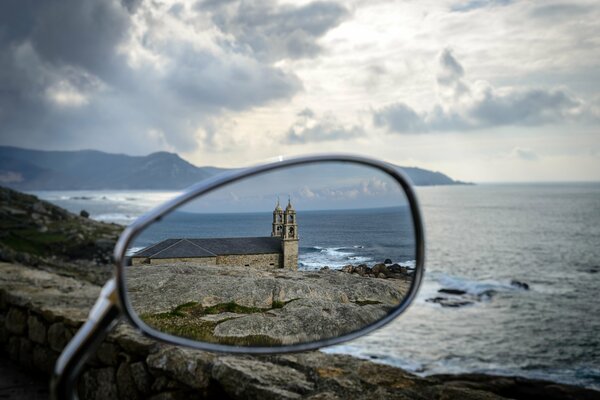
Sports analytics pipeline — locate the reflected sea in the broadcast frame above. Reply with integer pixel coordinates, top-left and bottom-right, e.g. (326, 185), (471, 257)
(33, 183), (600, 389)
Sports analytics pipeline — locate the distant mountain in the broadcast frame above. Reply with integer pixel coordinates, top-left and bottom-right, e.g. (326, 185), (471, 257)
(0, 146), (466, 190)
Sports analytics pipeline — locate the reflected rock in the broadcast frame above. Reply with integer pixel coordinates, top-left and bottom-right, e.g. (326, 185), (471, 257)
(510, 280), (530, 290)
(126, 263), (411, 346)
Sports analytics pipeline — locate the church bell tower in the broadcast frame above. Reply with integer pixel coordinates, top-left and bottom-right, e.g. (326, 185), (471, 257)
(282, 197), (299, 270)
(271, 198), (284, 238)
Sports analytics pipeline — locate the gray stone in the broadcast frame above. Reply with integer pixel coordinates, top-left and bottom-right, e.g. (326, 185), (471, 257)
(48, 322), (72, 352)
(32, 344), (59, 375)
(0, 314), (7, 344)
(97, 342), (119, 366)
(146, 346), (213, 390)
(116, 362), (140, 400)
(130, 361), (152, 394)
(6, 307), (28, 335)
(147, 392), (190, 400)
(18, 337), (33, 368)
(212, 356), (314, 400)
(7, 335), (20, 361)
(28, 315), (47, 344)
(79, 367), (118, 400)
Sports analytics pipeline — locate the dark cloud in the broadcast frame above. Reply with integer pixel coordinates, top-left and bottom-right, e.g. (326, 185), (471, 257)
(197, 0), (350, 61)
(0, 0), (301, 154)
(373, 103), (426, 133)
(373, 49), (585, 134)
(284, 108), (365, 144)
(529, 3), (591, 20)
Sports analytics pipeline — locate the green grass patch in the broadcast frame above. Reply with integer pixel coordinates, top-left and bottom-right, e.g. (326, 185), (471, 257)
(140, 301), (284, 346)
(203, 301), (264, 315)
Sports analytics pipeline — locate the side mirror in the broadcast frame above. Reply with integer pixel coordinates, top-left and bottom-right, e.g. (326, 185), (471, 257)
(117, 155), (425, 352)
(52, 155), (425, 399)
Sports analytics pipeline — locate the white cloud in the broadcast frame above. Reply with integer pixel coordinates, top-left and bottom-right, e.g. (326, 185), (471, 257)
(373, 49), (587, 133)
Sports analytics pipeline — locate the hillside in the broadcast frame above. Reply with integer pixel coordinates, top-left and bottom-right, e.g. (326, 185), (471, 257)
(0, 146), (466, 190)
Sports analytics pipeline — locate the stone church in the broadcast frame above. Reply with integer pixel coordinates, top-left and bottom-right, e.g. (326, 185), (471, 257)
(131, 199), (299, 270)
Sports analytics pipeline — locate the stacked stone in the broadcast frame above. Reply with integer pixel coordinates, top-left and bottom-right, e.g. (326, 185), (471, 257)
(1, 262), (598, 400)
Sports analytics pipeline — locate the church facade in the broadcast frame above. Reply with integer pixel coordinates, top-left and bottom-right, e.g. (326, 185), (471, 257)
(131, 199), (299, 270)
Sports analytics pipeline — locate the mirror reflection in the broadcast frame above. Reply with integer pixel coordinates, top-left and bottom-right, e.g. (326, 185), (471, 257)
(124, 162), (416, 347)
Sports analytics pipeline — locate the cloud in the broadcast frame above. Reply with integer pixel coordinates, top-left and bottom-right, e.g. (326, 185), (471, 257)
(197, 0), (350, 62)
(509, 147), (539, 161)
(373, 49), (586, 134)
(0, 0), (302, 154)
(283, 108), (365, 144)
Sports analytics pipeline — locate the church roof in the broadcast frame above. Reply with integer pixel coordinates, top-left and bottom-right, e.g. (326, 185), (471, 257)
(133, 237), (282, 259)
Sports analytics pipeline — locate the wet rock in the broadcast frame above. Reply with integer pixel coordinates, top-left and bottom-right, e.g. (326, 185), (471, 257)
(510, 280), (529, 290)
(384, 259), (392, 264)
(438, 288), (467, 296)
(353, 264), (370, 276)
(372, 264), (387, 275)
(341, 265), (353, 273)
(80, 209), (90, 218)
(426, 297), (474, 308)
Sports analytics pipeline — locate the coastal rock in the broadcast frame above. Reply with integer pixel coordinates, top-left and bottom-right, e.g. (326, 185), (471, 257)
(510, 280), (530, 290)
(438, 288), (467, 296)
(80, 209), (90, 218)
(384, 259), (392, 264)
(426, 297), (474, 308)
(1, 261), (600, 400)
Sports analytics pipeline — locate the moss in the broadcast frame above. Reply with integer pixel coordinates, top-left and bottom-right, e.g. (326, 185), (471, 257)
(140, 301), (284, 346)
(203, 301), (264, 315)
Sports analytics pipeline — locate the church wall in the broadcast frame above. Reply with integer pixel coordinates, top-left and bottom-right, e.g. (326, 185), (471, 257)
(148, 257), (217, 266)
(282, 240), (299, 270)
(217, 253), (282, 269)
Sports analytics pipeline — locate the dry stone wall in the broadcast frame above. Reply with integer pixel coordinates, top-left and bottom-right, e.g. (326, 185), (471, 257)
(1, 262), (598, 400)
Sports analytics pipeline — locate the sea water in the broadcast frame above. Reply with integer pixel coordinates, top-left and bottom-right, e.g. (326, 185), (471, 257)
(32, 183), (600, 389)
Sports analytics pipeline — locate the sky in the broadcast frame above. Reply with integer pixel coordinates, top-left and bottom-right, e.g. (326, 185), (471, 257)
(0, 0), (599, 182)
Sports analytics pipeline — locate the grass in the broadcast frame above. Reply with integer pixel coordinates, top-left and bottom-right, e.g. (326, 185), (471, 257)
(140, 300), (287, 346)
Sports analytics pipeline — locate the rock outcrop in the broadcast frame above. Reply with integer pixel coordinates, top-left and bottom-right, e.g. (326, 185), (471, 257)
(2, 262), (598, 400)
(127, 263), (410, 345)
(0, 186), (121, 284)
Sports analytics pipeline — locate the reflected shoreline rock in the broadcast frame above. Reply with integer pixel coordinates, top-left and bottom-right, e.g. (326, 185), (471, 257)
(127, 262), (412, 346)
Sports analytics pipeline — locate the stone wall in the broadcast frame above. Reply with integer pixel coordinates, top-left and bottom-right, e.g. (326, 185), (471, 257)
(217, 253), (282, 269)
(1, 262), (598, 400)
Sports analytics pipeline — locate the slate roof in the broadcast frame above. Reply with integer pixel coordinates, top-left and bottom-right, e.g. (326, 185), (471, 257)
(133, 237), (282, 259)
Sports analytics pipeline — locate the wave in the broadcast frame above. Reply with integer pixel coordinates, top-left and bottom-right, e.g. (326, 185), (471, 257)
(94, 213), (137, 224)
(299, 245), (374, 270)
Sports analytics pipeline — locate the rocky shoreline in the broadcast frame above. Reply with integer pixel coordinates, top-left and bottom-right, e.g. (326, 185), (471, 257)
(1, 185), (599, 399)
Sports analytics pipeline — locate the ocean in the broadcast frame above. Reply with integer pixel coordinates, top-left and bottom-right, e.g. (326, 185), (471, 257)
(32, 183), (600, 389)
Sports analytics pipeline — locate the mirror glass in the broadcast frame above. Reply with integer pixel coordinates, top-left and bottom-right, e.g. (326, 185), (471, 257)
(123, 162), (417, 347)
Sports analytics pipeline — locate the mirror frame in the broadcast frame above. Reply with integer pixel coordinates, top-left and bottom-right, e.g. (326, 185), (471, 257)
(113, 154), (426, 354)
